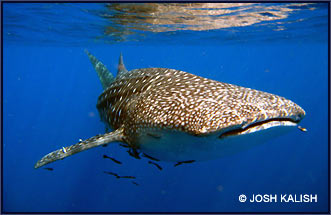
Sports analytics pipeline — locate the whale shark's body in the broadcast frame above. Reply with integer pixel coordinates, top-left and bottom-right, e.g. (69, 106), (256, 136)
(34, 51), (305, 168)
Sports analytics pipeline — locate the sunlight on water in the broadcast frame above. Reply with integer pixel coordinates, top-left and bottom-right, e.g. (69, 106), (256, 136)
(102, 3), (313, 32)
(3, 3), (327, 45)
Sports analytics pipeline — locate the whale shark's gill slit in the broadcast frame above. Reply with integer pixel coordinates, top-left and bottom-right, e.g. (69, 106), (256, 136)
(147, 133), (162, 139)
(219, 118), (298, 139)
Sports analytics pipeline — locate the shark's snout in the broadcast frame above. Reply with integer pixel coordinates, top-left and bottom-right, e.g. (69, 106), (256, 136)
(290, 103), (306, 123)
(218, 95), (306, 139)
(273, 98), (305, 123)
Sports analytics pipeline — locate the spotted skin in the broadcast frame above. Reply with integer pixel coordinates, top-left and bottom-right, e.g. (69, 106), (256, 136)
(97, 68), (305, 146)
(34, 52), (305, 169)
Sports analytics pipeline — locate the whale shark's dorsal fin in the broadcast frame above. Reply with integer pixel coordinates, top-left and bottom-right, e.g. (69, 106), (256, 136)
(117, 52), (128, 76)
(34, 128), (125, 169)
(85, 50), (115, 90)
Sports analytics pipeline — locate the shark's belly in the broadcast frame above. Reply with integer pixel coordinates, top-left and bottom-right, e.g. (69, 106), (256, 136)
(137, 125), (297, 162)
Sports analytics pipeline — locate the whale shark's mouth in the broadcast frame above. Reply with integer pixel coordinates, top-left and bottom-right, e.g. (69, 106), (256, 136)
(219, 118), (299, 139)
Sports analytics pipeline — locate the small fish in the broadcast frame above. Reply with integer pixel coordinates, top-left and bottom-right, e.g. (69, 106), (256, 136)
(143, 153), (160, 161)
(127, 148), (141, 159)
(103, 171), (120, 179)
(148, 161), (163, 170)
(132, 181), (139, 186)
(103, 171), (135, 179)
(43, 167), (54, 171)
(298, 126), (307, 132)
(103, 154), (122, 164)
(119, 175), (136, 179)
(174, 160), (196, 167)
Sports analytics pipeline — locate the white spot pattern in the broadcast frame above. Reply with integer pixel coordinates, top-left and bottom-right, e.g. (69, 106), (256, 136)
(97, 68), (305, 145)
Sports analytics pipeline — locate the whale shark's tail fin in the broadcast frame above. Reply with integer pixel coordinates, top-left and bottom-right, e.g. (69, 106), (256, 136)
(34, 128), (125, 169)
(85, 49), (115, 90)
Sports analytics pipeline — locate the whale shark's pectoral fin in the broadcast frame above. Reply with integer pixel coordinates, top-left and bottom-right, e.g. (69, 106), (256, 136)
(85, 49), (115, 90)
(117, 52), (128, 76)
(34, 128), (125, 169)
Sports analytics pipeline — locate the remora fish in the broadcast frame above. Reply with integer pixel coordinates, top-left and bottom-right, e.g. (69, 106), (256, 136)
(34, 51), (306, 168)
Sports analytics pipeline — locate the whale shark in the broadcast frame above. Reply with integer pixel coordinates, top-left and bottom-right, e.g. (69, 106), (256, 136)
(34, 51), (306, 168)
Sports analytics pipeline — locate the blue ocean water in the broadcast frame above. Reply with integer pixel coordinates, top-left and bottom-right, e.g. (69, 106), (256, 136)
(2, 2), (329, 213)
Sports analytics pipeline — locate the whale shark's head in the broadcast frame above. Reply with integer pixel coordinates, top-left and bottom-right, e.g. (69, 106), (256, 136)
(211, 92), (306, 139)
(137, 85), (306, 161)
(128, 70), (306, 161)
(135, 73), (306, 138)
